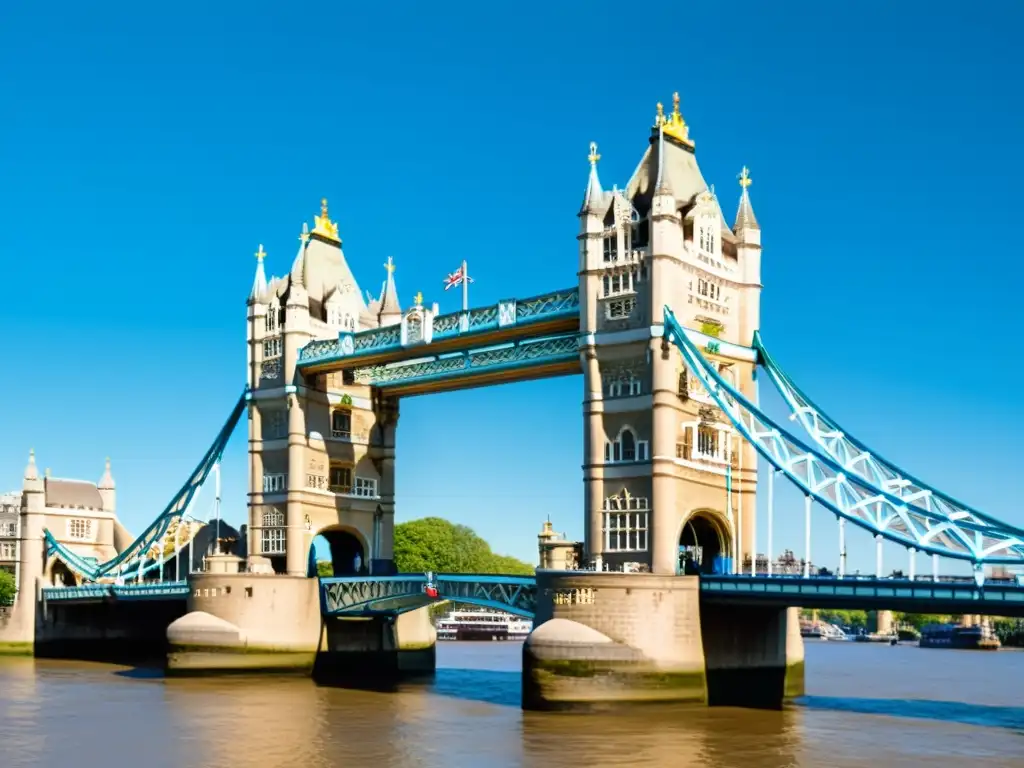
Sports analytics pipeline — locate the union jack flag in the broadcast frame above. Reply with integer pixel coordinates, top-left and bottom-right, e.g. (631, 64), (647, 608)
(443, 265), (473, 290)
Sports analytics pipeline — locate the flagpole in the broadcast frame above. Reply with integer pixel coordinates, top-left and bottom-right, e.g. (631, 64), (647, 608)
(461, 259), (469, 311)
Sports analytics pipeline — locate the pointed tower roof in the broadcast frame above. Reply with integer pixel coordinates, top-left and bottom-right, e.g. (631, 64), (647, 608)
(288, 224), (310, 289)
(249, 244), (268, 302)
(733, 166), (760, 232)
(378, 256), (402, 323)
(580, 142), (607, 214)
(24, 449), (38, 481)
(99, 457), (115, 490)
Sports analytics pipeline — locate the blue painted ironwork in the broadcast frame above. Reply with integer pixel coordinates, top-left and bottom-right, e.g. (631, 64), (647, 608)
(297, 287), (579, 367)
(700, 574), (1024, 617)
(42, 581), (189, 603)
(43, 393), (247, 581)
(352, 333), (578, 388)
(663, 308), (1024, 565)
(754, 332), (1024, 540)
(320, 573), (537, 618)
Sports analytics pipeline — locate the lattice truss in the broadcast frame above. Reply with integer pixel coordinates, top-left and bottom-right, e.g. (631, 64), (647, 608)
(44, 394), (247, 582)
(663, 309), (1024, 565)
(321, 574), (537, 617)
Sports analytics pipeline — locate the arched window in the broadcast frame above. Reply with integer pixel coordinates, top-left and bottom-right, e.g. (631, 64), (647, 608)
(602, 489), (649, 552)
(265, 304), (279, 332)
(331, 408), (351, 439)
(605, 427), (649, 463)
(261, 507), (285, 555)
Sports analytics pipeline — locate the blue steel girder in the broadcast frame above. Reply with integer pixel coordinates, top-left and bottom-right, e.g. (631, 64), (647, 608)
(754, 333), (1024, 541)
(297, 287), (580, 370)
(663, 308), (1024, 565)
(43, 393), (247, 582)
(351, 334), (579, 391)
(41, 581), (189, 603)
(320, 574), (537, 618)
(700, 574), (1024, 617)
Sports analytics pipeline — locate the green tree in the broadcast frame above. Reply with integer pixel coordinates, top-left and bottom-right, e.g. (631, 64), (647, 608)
(316, 561), (334, 577)
(0, 570), (16, 606)
(393, 517), (535, 575)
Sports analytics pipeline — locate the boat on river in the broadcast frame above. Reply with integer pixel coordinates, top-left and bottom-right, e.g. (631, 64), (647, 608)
(919, 623), (1001, 650)
(435, 609), (532, 641)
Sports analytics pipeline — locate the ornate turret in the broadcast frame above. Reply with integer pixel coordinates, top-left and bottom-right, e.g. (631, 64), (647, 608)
(23, 448), (38, 482)
(249, 244), (268, 303)
(98, 457), (116, 513)
(311, 197), (341, 244)
(580, 142), (606, 214)
(653, 92), (694, 151)
(378, 256), (402, 327)
(733, 166), (760, 234)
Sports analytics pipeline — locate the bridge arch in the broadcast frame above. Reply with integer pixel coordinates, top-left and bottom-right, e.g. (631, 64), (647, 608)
(309, 525), (368, 577)
(678, 508), (731, 575)
(46, 556), (80, 587)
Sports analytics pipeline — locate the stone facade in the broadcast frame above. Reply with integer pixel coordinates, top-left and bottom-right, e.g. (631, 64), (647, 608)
(578, 95), (762, 577)
(246, 206), (406, 577)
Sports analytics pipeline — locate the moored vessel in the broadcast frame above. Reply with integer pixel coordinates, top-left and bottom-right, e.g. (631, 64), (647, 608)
(919, 623), (1001, 650)
(435, 609), (532, 641)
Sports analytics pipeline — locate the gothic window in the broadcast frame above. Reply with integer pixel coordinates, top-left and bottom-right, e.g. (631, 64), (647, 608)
(631, 218), (650, 249)
(344, 314), (355, 331)
(329, 464), (353, 494)
(66, 518), (93, 542)
(331, 409), (352, 439)
(265, 305), (279, 332)
(602, 491), (649, 552)
(264, 409), (287, 440)
(353, 477), (378, 498)
(262, 473), (286, 493)
(263, 337), (282, 359)
(0, 542), (15, 559)
(602, 231), (618, 262)
(603, 267), (642, 298)
(261, 507), (285, 555)
(607, 374), (643, 399)
(605, 296), (636, 320)
(0, 521), (16, 537)
(605, 427), (649, 463)
(697, 426), (720, 458)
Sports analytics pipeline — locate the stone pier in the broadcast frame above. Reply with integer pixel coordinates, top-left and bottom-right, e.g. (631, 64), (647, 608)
(522, 571), (804, 711)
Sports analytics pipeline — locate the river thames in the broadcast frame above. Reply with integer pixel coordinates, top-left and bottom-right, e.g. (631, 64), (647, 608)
(0, 641), (1021, 767)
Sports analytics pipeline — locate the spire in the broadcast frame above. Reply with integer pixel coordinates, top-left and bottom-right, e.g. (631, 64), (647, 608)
(652, 91), (694, 151)
(581, 142), (605, 213)
(733, 166), (760, 232)
(249, 244), (268, 302)
(289, 223), (310, 288)
(24, 449), (37, 481)
(654, 123), (673, 197)
(378, 256), (402, 323)
(99, 457), (115, 490)
(311, 197), (341, 244)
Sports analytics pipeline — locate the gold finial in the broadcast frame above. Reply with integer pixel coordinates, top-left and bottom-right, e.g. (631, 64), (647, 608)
(739, 166), (752, 189)
(255, 243), (266, 262)
(588, 141), (600, 166)
(299, 222), (310, 244)
(654, 101), (665, 126)
(414, 291), (423, 306)
(384, 256), (396, 274)
(312, 198), (341, 243)
(658, 91), (694, 150)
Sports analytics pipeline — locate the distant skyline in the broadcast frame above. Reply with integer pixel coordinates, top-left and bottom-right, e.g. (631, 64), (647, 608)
(1, 2), (1022, 573)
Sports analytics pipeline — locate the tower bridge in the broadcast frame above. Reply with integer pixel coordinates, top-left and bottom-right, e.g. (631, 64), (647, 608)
(3, 92), (1023, 710)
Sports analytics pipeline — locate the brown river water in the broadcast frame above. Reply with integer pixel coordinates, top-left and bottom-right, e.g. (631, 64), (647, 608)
(0, 641), (1021, 768)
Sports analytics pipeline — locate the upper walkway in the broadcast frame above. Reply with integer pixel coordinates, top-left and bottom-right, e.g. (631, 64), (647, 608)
(296, 287), (581, 395)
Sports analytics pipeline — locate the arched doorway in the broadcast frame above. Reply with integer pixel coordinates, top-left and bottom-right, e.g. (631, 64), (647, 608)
(678, 511), (730, 575)
(49, 559), (78, 587)
(308, 527), (367, 577)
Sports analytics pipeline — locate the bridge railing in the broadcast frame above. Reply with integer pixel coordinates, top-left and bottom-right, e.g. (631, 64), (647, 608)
(297, 286), (579, 368)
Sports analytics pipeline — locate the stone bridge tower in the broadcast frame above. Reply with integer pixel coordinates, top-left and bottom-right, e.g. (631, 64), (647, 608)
(578, 94), (762, 576)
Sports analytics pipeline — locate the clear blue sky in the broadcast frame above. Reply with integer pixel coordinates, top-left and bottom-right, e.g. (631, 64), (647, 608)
(1, 2), (1021, 574)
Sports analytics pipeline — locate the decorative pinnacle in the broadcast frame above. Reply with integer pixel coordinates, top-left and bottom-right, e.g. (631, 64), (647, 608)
(414, 291), (423, 306)
(672, 91), (680, 118)
(739, 166), (752, 189)
(384, 256), (396, 274)
(299, 222), (309, 243)
(655, 101), (664, 125)
(255, 244), (266, 262)
(588, 141), (601, 166)
(655, 91), (694, 149)
(320, 197), (329, 218)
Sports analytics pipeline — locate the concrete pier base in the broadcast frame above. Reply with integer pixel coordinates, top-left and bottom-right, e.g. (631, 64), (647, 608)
(522, 572), (805, 711)
(166, 572), (322, 675)
(313, 607), (436, 686)
(523, 572), (707, 711)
